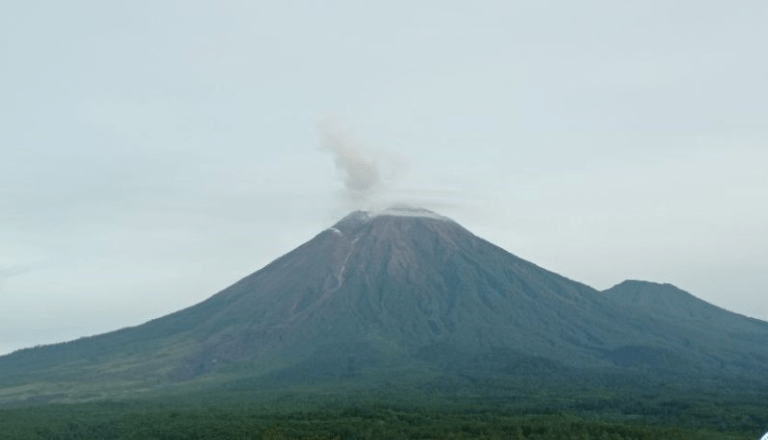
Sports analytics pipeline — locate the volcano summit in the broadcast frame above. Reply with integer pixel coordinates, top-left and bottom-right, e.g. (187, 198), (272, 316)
(1, 206), (766, 404)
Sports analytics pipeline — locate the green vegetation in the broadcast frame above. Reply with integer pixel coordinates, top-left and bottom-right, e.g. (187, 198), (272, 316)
(2, 355), (766, 439)
(1, 390), (765, 440)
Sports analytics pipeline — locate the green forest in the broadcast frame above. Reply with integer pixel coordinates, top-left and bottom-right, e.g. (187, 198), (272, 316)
(1, 391), (766, 440)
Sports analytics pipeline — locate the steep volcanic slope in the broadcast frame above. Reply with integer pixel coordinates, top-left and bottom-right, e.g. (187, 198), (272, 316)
(152, 207), (654, 377)
(1, 207), (766, 403)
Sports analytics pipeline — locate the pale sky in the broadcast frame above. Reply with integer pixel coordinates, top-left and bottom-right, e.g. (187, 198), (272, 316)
(1, 1), (766, 355)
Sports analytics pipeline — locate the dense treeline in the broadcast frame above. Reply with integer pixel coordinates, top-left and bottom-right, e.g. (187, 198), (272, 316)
(0, 398), (762, 440)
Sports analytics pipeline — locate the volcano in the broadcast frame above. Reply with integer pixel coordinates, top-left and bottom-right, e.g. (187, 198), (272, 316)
(1, 206), (767, 404)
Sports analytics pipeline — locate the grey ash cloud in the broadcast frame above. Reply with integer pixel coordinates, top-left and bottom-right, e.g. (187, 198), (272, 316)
(318, 121), (403, 208)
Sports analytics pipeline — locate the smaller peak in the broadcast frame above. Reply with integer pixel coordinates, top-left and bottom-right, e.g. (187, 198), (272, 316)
(613, 280), (678, 289)
(608, 280), (682, 291)
(605, 280), (690, 299)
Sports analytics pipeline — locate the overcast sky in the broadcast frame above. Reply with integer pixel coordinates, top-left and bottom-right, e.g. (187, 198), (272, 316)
(1, 1), (766, 356)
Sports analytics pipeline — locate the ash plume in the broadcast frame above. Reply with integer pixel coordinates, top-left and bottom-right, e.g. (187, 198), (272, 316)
(318, 121), (403, 208)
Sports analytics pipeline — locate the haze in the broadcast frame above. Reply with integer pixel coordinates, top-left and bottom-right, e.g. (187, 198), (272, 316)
(1, 1), (767, 355)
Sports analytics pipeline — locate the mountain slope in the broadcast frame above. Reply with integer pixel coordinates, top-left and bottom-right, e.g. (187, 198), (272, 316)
(604, 280), (766, 329)
(1, 207), (766, 404)
(603, 280), (768, 373)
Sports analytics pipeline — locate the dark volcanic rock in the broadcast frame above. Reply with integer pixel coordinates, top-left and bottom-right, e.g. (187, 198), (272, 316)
(1, 206), (767, 401)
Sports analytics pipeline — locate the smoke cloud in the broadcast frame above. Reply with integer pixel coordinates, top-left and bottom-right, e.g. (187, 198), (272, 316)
(318, 121), (403, 208)
(317, 121), (467, 216)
